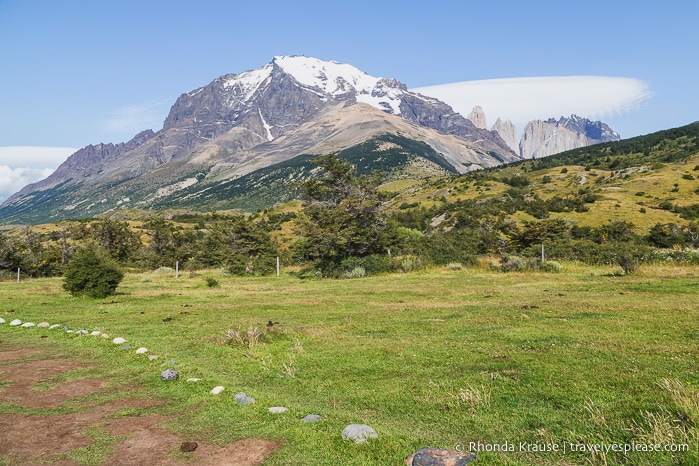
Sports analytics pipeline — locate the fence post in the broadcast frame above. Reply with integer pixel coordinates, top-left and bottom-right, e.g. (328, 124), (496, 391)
(276, 257), (280, 277)
(176, 261), (179, 279)
(17, 268), (20, 283)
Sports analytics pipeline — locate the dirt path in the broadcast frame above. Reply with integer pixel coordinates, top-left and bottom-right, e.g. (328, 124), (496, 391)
(0, 346), (280, 465)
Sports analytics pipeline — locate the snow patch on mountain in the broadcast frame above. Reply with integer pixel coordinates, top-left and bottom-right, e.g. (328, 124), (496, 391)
(223, 64), (273, 101)
(274, 56), (403, 115)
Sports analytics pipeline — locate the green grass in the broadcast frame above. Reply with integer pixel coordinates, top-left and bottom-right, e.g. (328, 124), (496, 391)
(1, 264), (698, 465)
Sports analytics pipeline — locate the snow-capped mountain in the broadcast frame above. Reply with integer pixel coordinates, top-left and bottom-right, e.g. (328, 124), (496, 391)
(3, 55), (615, 224)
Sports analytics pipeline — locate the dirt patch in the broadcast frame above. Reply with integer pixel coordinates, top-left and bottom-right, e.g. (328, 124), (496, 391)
(0, 346), (281, 465)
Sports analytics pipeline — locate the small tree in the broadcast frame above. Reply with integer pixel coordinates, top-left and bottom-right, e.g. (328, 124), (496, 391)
(293, 154), (398, 274)
(63, 245), (124, 298)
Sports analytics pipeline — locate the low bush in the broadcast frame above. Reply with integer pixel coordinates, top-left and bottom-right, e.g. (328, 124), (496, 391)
(62, 245), (124, 298)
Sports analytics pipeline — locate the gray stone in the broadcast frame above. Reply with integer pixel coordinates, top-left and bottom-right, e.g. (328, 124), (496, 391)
(0, 318), (5, 324)
(37, 322), (50, 328)
(21, 322), (36, 328)
(121, 345), (134, 349)
(405, 447), (476, 466)
(49, 324), (61, 329)
(301, 414), (322, 423)
(9, 319), (22, 326)
(75, 329), (88, 334)
(342, 424), (378, 444)
(148, 355), (159, 361)
(234, 392), (255, 405)
(160, 369), (179, 381)
(268, 406), (288, 414)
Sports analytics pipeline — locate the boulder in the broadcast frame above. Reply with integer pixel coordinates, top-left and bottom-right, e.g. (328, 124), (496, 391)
(405, 447), (476, 466)
(234, 392), (255, 405)
(342, 424), (378, 444)
(301, 414), (322, 423)
(210, 386), (225, 395)
(160, 369), (179, 381)
(9, 319), (22, 326)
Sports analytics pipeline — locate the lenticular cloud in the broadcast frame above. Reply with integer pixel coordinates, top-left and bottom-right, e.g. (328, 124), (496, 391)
(411, 76), (652, 131)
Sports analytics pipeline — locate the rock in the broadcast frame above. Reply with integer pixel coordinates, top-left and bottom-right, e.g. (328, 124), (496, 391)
(101, 333), (109, 338)
(491, 118), (519, 154)
(9, 319), (22, 326)
(268, 406), (288, 414)
(180, 441), (198, 453)
(466, 105), (488, 129)
(148, 355), (159, 361)
(0, 318), (5, 324)
(66, 330), (74, 333)
(37, 322), (50, 328)
(49, 324), (62, 329)
(160, 369), (179, 381)
(21, 322), (36, 328)
(234, 392), (255, 405)
(301, 414), (322, 423)
(405, 447), (476, 466)
(342, 424), (378, 444)
(121, 345), (134, 349)
(519, 115), (619, 159)
(186, 378), (202, 383)
(112, 337), (126, 344)
(210, 386), (225, 394)
(135, 347), (148, 354)
(75, 329), (88, 334)
(90, 330), (102, 336)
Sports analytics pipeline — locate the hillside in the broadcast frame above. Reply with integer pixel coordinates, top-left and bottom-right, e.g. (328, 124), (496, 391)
(386, 121), (699, 234)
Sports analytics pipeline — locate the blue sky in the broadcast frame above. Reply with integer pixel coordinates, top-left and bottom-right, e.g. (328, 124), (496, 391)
(1, 0), (697, 200)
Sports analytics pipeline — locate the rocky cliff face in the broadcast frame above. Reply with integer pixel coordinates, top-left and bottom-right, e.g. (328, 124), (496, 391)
(467, 105), (488, 129)
(519, 115), (620, 159)
(490, 118), (518, 154)
(1, 56), (519, 224)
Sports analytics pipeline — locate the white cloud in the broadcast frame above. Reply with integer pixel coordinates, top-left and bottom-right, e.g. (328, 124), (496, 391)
(0, 165), (55, 203)
(104, 101), (169, 135)
(411, 76), (652, 133)
(0, 146), (77, 204)
(0, 146), (77, 169)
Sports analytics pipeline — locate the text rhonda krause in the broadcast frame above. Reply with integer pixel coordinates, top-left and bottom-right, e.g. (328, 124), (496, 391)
(459, 441), (690, 454)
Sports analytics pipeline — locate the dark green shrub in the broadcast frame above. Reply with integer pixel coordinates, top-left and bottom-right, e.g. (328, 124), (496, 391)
(205, 276), (220, 288)
(340, 254), (397, 276)
(62, 246), (124, 298)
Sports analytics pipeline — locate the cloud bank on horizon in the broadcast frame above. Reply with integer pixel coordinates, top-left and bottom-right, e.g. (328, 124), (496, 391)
(412, 76), (652, 133)
(0, 146), (77, 203)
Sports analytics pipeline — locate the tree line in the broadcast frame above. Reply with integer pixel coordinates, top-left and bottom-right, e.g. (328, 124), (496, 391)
(2, 154), (699, 284)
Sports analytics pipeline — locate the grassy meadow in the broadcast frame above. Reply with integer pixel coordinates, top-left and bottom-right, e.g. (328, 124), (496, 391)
(1, 263), (698, 465)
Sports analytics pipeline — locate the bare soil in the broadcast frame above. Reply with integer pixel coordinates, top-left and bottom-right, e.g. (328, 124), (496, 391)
(0, 346), (280, 465)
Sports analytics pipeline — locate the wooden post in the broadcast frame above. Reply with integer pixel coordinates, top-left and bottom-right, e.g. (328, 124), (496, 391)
(541, 244), (545, 263)
(276, 257), (280, 277)
(175, 261), (179, 279)
(17, 268), (20, 283)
